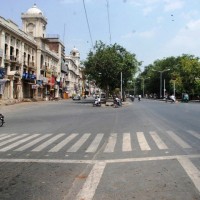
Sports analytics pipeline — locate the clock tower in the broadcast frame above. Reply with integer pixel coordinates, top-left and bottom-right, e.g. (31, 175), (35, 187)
(21, 4), (47, 38)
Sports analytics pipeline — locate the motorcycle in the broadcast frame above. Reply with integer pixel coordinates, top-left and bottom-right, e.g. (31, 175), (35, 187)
(0, 114), (5, 127)
(93, 101), (101, 107)
(113, 97), (122, 108)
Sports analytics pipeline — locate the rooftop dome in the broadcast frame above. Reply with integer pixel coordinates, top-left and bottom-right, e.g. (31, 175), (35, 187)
(26, 4), (43, 15)
(71, 47), (79, 54)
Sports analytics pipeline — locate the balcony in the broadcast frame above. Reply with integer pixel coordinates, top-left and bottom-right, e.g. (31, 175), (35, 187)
(28, 62), (36, 69)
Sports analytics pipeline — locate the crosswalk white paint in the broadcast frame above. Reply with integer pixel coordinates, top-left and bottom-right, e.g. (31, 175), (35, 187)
(122, 133), (132, 151)
(0, 134), (40, 152)
(49, 133), (78, 152)
(67, 133), (91, 152)
(0, 134), (16, 141)
(0, 130), (198, 154)
(137, 132), (151, 151)
(150, 131), (168, 150)
(187, 130), (200, 140)
(32, 133), (65, 152)
(167, 131), (191, 148)
(0, 134), (28, 147)
(104, 133), (117, 152)
(15, 134), (52, 151)
(86, 133), (104, 153)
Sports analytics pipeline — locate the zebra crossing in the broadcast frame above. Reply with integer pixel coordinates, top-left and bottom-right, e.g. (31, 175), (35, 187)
(0, 130), (199, 154)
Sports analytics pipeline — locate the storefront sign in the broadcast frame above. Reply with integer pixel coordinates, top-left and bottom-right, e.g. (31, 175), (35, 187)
(0, 67), (5, 79)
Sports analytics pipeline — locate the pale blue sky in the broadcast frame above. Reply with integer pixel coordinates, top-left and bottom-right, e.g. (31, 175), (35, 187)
(1, 0), (200, 69)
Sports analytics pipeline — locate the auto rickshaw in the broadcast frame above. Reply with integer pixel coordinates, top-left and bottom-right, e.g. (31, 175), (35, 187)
(182, 93), (189, 103)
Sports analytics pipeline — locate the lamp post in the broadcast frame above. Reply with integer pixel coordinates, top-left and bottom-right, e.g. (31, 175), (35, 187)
(152, 69), (170, 98)
(139, 77), (150, 98)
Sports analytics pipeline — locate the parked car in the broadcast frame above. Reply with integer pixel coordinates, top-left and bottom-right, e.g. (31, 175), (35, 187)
(72, 94), (81, 100)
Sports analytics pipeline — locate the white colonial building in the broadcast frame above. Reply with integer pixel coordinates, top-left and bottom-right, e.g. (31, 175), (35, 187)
(0, 4), (83, 102)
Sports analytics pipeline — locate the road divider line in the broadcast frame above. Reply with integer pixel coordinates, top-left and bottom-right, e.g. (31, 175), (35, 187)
(32, 133), (65, 152)
(75, 162), (106, 200)
(104, 133), (117, 152)
(137, 132), (151, 151)
(86, 133), (104, 153)
(177, 157), (200, 193)
(167, 131), (191, 148)
(150, 131), (168, 150)
(0, 155), (200, 164)
(67, 133), (91, 152)
(122, 133), (132, 151)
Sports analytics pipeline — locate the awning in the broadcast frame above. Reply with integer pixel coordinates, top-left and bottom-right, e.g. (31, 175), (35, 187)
(0, 79), (9, 84)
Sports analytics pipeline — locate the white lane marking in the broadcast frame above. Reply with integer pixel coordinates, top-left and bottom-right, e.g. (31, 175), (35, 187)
(167, 131), (191, 148)
(104, 133), (117, 152)
(49, 133), (78, 152)
(177, 157), (200, 193)
(75, 162), (106, 200)
(86, 133), (104, 153)
(150, 131), (168, 150)
(32, 134), (65, 152)
(0, 134), (16, 141)
(137, 132), (151, 151)
(122, 133), (132, 152)
(0, 134), (40, 152)
(0, 154), (200, 164)
(67, 133), (91, 152)
(15, 134), (52, 151)
(0, 134), (28, 147)
(187, 130), (200, 140)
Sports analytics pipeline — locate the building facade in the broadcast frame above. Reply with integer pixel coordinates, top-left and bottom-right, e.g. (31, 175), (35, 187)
(0, 4), (83, 102)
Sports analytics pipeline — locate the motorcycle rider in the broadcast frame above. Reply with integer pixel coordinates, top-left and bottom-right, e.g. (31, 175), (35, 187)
(138, 94), (141, 101)
(94, 95), (101, 106)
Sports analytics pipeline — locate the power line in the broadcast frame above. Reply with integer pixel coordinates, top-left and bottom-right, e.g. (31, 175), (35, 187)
(106, 0), (112, 44)
(82, 0), (94, 48)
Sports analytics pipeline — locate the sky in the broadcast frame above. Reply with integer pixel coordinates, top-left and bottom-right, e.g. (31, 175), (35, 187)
(1, 0), (200, 69)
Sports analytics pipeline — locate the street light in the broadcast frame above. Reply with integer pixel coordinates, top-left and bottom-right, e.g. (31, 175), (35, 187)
(138, 77), (150, 98)
(152, 69), (170, 98)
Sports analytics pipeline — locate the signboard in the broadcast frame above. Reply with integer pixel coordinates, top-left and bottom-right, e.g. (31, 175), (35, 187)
(0, 67), (5, 79)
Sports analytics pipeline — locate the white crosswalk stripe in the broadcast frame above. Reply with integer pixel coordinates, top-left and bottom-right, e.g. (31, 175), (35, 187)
(0, 134), (16, 141)
(49, 133), (78, 152)
(122, 133), (132, 151)
(0, 134), (9, 139)
(0, 134), (28, 147)
(0, 130), (198, 154)
(187, 130), (200, 140)
(150, 131), (168, 150)
(167, 131), (191, 148)
(67, 133), (91, 152)
(0, 134), (40, 152)
(32, 133), (65, 152)
(137, 132), (151, 151)
(86, 133), (104, 153)
(104, 133), (117, 152)
(15, 134), (53, 151)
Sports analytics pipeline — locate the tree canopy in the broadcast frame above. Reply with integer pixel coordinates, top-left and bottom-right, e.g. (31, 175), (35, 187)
(137, 54), (200, 99)
(83, 41), (141, 96)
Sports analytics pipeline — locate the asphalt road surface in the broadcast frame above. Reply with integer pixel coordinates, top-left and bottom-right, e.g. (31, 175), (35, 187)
(0, 98), (200, 200)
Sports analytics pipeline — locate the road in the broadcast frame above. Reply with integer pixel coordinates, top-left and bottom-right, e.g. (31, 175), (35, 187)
(0, 98), (200, 200)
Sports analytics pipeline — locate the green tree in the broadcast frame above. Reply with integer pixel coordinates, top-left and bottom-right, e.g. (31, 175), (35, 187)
(84, 41), (140, 96)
